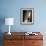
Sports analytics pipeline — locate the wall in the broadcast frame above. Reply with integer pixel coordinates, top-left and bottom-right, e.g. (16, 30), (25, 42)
(0, 0), (46, 46)
(0, 0), (46, 32)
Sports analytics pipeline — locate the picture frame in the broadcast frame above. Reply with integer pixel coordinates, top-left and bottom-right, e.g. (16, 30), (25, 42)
(20, 8), (34, 25)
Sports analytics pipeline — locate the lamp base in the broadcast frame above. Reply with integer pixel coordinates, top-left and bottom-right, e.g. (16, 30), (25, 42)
(8, 32), (11, 35)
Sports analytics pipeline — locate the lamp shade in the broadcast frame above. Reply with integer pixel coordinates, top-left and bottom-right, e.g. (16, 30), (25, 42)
(5, 18), (14, 25)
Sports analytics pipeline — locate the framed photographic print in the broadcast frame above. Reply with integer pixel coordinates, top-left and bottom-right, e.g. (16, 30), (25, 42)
(20, 8), (34, 24)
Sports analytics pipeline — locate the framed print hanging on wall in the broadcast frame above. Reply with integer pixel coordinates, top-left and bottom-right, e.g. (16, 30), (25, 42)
(20, 8), (34, 25)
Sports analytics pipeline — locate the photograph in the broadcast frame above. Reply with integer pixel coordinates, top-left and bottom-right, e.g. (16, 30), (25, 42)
(20, 8), (34, 24)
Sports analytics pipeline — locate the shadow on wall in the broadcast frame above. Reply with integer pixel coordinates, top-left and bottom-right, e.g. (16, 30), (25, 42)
(0, 16), (5, 46)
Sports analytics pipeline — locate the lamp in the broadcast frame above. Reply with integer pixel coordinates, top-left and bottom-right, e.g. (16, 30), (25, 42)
(5, 18), (14, 35)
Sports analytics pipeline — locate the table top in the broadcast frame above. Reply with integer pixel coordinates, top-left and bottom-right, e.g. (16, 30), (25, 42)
(4, 32), (43, 40)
